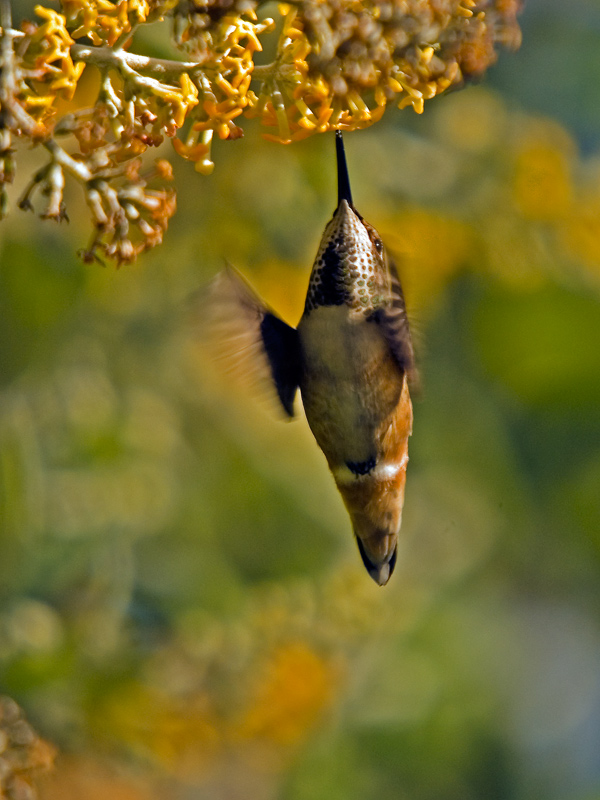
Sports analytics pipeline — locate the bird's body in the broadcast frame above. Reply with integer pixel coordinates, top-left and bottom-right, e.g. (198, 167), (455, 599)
(299, 299), (403, 468)
(208, 133), (415, 585)
(299, 299), (412, 584)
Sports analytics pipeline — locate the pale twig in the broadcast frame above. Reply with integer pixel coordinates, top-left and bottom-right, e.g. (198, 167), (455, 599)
(0, 2), (48, 138)
(70, 44), (202, 80)
(42, 162), (66, 219)
(43, 138), (92, 181)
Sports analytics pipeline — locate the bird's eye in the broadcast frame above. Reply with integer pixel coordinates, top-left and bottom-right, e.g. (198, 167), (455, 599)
(374, 239), (383, 254)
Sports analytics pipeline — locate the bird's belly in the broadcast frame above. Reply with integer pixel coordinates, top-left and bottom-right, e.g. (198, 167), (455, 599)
(298, 306), (404, 466)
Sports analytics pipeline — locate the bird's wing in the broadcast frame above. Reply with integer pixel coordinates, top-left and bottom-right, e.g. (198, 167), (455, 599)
(366, 242), (417, 385)
(378, 255), (415, 373)
(196, 266), (302, 417)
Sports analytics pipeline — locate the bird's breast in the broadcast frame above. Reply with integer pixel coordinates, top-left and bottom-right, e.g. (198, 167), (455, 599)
(297, 305), (404, 467)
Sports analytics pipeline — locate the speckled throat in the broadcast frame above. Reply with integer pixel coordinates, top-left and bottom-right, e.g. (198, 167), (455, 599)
(303, 200), (386, 316)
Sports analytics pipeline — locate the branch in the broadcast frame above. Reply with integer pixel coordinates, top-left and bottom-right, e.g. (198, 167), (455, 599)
(43, 138), (92, 182)
(0, 4), (46, 138)
(70, 43), (203, 80)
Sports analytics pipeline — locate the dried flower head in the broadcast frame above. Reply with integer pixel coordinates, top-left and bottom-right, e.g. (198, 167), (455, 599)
(62, 0), (178, 46)
(251, 0), (522, 142)
(0, 696), (56, 800)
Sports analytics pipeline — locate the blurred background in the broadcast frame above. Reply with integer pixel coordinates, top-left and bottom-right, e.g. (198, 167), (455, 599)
(2, 0), (600, 798)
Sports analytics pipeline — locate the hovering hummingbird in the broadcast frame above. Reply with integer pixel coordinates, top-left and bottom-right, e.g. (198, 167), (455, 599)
(208, 132), (416, 585)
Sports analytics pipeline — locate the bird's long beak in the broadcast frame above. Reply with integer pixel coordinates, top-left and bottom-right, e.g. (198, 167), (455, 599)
(336, 131), (353, 209)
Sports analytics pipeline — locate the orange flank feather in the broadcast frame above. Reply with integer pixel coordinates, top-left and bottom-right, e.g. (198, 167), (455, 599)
(334, 379), (412, 586)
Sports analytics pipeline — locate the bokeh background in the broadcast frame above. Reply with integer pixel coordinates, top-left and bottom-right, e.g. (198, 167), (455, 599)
(2, 0), (600, 798)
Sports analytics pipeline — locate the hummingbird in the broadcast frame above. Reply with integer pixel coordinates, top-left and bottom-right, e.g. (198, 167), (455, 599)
(207, 132), (415, 585)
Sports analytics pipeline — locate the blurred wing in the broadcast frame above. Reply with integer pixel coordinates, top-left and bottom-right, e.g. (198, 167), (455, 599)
(197, 266), (302, 417)
(370, 253), (417, 385)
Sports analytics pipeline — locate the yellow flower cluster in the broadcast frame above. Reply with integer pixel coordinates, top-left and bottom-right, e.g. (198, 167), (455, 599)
(98, 683), (220, 776)
(98, 642), (335, 778)
(513, 141), (573, 221)
(511, 133), (600, 277)
(61, 0), (177, 47)
(173, 0), (261, 54)
(0, 0), (521, 261)
(371, 92), (600, 297)
(236, 642), (337, 745)
(381, 207), (472, 309)
(251, 0), (522, 142)
(0, 1), (186, 261)
(173, 12), (274, 173)
(128, 69), (201, 144)
(16, 6), (84, 124)
(84, 568), (389, 784)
